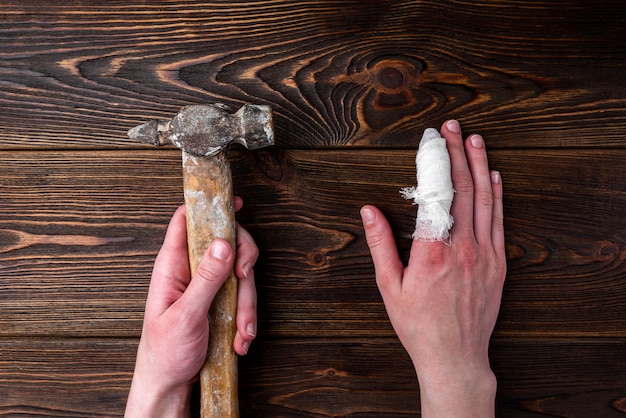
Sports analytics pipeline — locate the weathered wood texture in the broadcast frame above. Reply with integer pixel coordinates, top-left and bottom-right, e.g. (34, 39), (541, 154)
(0, 1), (625, 150)
(2, 338), (625, 417)
(1, 150), (624, 339)
(1, 1), (625, 417)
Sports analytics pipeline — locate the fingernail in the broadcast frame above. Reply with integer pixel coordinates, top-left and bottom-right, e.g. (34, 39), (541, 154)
(211, 241), (230, 260)
(241, 340), (250, 355)
(470, 134), (484, 148)
(242, 262), (253, 279)
(360, 207), (375, 226)
(247, 322), (257, 338)
(446, 119), (460, 133)
(491, 171), (501, 184)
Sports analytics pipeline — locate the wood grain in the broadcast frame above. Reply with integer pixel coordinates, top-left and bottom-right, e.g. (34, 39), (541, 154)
(0, 151), (181, 336)
(2, 4), (625, 416)
(241, 338), (626, 418)
(0, 1), (624, 150)
(0, 149), (623, 338)
(0, 338), (135, 417)
(1, 337), (624, 417)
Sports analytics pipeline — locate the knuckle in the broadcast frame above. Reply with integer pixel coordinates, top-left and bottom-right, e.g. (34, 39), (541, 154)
(475, 190), (494, 208)
(366, 232), (385, 250)
(492, 214), (505, 232)
(194, 261), (226, 285)
(456, 242), (480, 275)
(375, 270), (395, 292)
(421, 244), (448, 268)
(453, 174), (474, 194)
(248, 244), (260, 263)
(238, 235), (259, 262)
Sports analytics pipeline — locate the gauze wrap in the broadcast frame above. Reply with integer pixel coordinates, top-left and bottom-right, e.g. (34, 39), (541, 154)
(401, 128), (454, 241)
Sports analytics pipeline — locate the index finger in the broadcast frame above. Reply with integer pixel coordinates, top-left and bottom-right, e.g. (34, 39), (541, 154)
(145, 205), (191, 315)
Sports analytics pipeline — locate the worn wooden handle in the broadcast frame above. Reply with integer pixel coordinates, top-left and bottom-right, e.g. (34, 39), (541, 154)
(182, 151), (238, 417)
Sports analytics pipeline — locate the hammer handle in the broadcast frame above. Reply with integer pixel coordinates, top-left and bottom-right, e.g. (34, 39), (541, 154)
(182, 151), (238, 417)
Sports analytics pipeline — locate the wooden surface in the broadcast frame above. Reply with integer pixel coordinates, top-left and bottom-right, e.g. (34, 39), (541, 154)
(0, 1), (624, 417)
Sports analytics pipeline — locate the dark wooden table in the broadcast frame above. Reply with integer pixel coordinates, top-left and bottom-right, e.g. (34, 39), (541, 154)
(1, 1), (625, 416)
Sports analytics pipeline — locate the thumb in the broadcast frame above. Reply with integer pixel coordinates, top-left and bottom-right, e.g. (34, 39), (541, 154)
(181, 239), (234, 317)
(360, 206), (404, 293)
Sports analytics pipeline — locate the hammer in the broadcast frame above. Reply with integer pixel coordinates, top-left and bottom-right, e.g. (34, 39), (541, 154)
(128, 104), (274, 417)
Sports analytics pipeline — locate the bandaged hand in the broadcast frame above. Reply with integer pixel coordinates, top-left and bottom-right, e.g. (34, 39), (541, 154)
(361, 120), (506, 418)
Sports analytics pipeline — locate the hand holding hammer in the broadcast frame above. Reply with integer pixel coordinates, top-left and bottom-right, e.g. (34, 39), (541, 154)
(129, 104), (274, 417)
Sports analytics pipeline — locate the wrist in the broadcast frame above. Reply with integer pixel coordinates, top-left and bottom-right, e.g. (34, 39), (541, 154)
(417, 365), (497, 418)
(125, 372), (192, 418)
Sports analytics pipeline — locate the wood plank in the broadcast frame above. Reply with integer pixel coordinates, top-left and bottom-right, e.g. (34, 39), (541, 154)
(0, 151), (183, 337)
(0, 149), (624, 337)
(491, 338), (626, 418)
(0, 1), (624, 150)
(1, 337), (624, 417)
(0, 338), (135, 417)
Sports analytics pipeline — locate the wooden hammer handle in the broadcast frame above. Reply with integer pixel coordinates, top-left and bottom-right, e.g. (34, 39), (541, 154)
(182, 151), (239, 417)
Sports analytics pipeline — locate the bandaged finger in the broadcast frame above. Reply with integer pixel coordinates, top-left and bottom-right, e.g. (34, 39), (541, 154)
(401, 128), (454, 241)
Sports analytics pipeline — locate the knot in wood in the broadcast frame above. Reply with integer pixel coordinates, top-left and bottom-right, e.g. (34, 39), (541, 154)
(365, 58), (425, 111)
(309, 251), (327, 267)
(371, 59), (417, 93)
(377, 66), (405, 90)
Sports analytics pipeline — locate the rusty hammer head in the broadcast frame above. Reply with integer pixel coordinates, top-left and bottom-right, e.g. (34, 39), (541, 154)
(128, 103), (274, 156)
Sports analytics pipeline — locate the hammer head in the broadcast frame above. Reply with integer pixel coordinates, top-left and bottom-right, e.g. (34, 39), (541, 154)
(128, 104), (274, 157)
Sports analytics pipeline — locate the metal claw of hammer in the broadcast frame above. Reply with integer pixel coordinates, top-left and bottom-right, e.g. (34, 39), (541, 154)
(128, 104), (274, 417)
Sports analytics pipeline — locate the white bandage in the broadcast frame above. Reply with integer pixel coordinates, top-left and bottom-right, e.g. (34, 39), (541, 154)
(401, 128), (454, 241)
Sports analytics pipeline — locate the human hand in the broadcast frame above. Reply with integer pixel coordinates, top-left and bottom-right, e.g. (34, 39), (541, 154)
(361, 120), (506, 417)
(125, 197), (258, 417)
